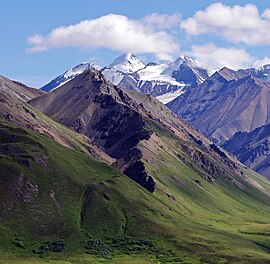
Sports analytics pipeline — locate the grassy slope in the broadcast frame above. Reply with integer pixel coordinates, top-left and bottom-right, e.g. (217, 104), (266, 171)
(0, 88), (112, 163)
(0, 119), (200, 263)
(1, 117), (270, 263)
(139, 120), (270, 263)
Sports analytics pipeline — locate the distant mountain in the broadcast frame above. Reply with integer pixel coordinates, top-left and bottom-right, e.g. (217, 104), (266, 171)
(223, 123), (270, 178)
(171, 56), (210, 85)
(108, 52), (145, 73)
(167, 67), (270, 144)
(102, 54), (210, 103)
(40, 53), (210, 103)
(40, 62), (100, 92)
(237, 64), (270, 82)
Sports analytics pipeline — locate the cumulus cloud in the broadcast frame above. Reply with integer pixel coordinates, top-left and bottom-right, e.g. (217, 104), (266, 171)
(27, 13), (180, 60)
(181, 3), (270, 45)
(186, 43), (254, 70)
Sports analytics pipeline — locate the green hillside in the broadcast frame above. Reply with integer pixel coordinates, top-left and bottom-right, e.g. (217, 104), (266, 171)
(1, 118), (270, 264)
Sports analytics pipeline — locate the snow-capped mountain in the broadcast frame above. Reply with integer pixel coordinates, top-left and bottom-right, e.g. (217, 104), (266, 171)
(41, 62), (100, 92)
(260, 64), (270, 81)
(40, 53), (210, 103)
(171, 56), (211, 85)
(108, 53), (145, 73)
(101, 54), (211, 103)
(237, 64), (270, 82)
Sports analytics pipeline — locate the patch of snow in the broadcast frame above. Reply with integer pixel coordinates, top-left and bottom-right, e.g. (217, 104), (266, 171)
(137, 64), (184, 87)
(102, 68), (124, 85)
(156, 88), (185, 104)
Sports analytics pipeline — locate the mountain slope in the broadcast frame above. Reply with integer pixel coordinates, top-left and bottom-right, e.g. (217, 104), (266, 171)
(3, 71), (270, 262)
(0, 77), (111, 162)
(41, 62), (100, 92)
(29, 68), (270, 193)
(0, 75), (44, 101)
(223, 123), (270, 178)
(2, 117), (270, 263)
(0, 119), (193, 262)
(167, 68), (270, 144)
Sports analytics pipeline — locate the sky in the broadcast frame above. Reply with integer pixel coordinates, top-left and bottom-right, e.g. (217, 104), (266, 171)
(1, 0), (270, 87)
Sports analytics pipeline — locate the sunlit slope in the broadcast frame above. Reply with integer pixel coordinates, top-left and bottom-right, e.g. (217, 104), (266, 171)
(1, 119), (270, 263)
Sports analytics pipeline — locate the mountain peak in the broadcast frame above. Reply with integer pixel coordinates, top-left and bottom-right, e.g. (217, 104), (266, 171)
(41, 62), (100, 92)
(218, 67), (249, 81)
(63, 62), (99, 79)
(180, 55), (196, 64)
(108, 53), (145, 73)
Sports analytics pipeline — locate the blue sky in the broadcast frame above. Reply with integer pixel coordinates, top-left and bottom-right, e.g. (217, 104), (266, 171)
(1, 0), (270, 87)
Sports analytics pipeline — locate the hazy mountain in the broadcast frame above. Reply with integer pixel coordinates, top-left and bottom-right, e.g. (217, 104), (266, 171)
(237, 64), (270, 82)
(223, 123), (270, 178)
(167, 67), (270, 144)
(171, 56), (210, 85)
(103, 54), (210, 103)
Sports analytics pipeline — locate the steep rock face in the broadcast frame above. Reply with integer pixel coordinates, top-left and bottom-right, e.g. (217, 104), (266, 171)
(223, 123), (270, 178)
(115, 147), (155, 192)
(168, 69), (270, 144)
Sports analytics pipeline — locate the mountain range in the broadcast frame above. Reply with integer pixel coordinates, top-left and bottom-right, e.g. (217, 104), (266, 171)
(41, 53), (211, 104)
(166, 65), (270, 178)
(40, 54), (270, 180)
(2, 67), (270, 263)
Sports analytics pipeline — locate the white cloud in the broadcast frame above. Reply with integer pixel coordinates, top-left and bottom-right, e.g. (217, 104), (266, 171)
(142, 13), (181, 30)
(186, 43), (254, 70)
(253, 57), (270, 68)
(27, 13), (180, 60)
(181, 3), (270, 45)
